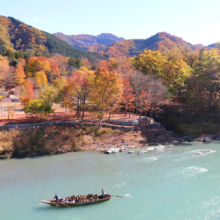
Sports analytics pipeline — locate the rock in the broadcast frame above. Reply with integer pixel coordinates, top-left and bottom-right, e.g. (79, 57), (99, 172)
(155, 145), (165, 151)
(171, 140), (179, 144)
(105, 148), (120, 154)
(197, 137), (204, 142)
(105, 149), (113, 154)
(182, 136), (195, 142)
(146, 147), (155, 152)
(203, 137), (212, 142)
(128, 151), (134, 154)
(138, 150), (148, 154)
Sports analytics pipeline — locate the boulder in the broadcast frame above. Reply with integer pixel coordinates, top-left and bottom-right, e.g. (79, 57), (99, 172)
(155, 145), (165, 151)
(138, 150), (148, 154)
(203, 137), (212, 142)
(147, 147), (155, 152)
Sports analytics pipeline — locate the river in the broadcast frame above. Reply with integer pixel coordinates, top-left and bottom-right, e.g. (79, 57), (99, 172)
(1, 142), (220, 220)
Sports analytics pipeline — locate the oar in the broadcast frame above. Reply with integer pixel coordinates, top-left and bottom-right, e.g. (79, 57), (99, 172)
(44, 193), (71, 208)
(110, 194), (126, 198)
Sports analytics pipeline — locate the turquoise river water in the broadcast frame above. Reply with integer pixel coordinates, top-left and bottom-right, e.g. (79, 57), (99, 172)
(1, 142), (220, 220)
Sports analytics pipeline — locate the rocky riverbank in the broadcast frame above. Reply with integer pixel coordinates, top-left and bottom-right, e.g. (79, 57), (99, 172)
(0, 117), (219, 159)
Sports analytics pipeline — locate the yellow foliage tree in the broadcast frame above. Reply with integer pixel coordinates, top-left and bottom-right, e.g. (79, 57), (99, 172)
(90, 67), (123, 129)
(26, 56), (51, 77)
(35, 70), (48, 88)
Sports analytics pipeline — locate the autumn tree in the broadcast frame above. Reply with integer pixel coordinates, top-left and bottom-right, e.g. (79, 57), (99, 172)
(0, 55), (17, 90)
(130, 72), (169, 121)
(133, 50), (166, 76)
(109, 58), (119, 70)
(63, 69), (94, 121)
(39, 86), (59, 106)
(81, 58), (90, 69)
(20, 78), (34, 107)
(35, 70), (48, 88)
(50, 54), (68, 76)
(162, 49), (192, 93)
(186, 49), (220, 112)
(48, 57), (60, 81)
(90, 67), (123, 129)
(14, 62), (26, 85)
(25, 56), (51, 77)
(134, 49), (192, 94)
(25, 99), (54, 119)
(121, 76), (135, 117)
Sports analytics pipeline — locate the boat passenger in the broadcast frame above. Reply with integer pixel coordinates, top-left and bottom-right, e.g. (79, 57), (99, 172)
(102, 189), (106, 198)
(53, 194), (59, 202)
(62, 197), (68, 203)
(76, 196), (79, 203)
(83, 195), (86, 201)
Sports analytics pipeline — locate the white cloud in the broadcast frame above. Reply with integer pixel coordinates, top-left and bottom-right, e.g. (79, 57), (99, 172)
(33, 18), (38, 21)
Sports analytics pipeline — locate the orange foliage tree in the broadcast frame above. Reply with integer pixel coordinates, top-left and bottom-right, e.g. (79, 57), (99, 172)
(50, 54), (68, 76)
(14, 63), (26, 85)
(20, 78), (34, 107)
(122, 76), (135, 117)
(63, 69), (94, 121)
(81, 58), (90, 69)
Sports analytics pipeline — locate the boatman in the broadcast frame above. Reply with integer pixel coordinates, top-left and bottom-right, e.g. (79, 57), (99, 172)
(54, 194), (59, 202)
(102, 189), (106, 198)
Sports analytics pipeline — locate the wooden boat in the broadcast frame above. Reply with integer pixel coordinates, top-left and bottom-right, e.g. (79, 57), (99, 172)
(42, 194), (111, 207)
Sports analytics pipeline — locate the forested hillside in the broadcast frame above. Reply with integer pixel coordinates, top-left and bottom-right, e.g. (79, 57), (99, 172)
(88, 32), (194, 58)
(0, 15), (105, 62)
(53, 32), (124, 50)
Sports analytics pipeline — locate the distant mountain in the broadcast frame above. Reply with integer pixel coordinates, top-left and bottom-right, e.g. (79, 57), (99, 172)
(53, 32), (124, 50)
(87, 32), (194, 58)
(0, 15), (105, 62)
(206, 43), (220, 49)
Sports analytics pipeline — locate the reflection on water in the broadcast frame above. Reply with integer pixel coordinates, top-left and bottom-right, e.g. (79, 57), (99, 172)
(1, 142), (220, 219)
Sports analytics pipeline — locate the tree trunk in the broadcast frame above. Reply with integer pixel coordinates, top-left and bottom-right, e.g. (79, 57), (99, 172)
(109, 111), (111, 120)
(139, 110), (142, 119)
(149, 108), (152, 124)
(81, 105), (85, 122)
(98, 119), (101, 130)
(125, 105), (127, 116)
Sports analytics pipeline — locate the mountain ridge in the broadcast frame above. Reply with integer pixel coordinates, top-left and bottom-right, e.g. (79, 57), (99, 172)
(0, 15), (105, 62)
(53, 32), (124, 50)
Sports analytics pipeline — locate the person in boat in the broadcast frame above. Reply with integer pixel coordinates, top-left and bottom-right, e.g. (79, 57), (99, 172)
(102, 189), (106, 198)
(94, 194), (98, 201)
(53, 194), (59, 202)
(90, 193), (94, 200)
(75, 196), (79, 203)
(62, 197), (68, 203)
(83, 195), (86, 202)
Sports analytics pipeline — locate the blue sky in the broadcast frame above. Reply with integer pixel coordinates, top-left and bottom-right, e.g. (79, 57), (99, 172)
(1, 0), (220, 46)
